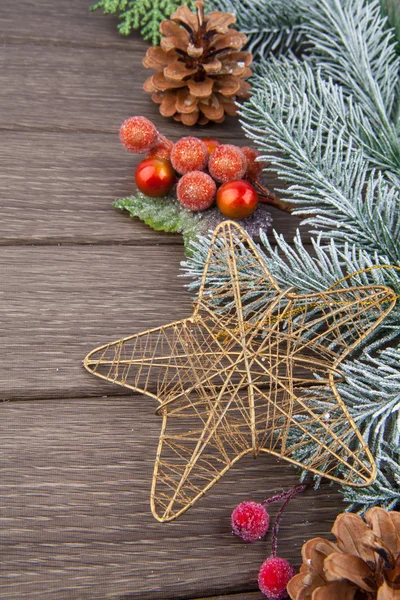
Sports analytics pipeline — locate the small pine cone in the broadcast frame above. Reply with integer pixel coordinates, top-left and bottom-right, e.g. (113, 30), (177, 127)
(287, 507), (400, 600)
(143, 0), (252, 126)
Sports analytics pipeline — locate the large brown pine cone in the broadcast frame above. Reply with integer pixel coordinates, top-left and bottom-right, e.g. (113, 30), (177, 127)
(287, 507), (400, 599)
(142, 0), (252, 126)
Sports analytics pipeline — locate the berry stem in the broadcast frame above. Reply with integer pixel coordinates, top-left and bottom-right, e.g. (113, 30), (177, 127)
(255, 181), (295, 214)
(268, 485), (307, 557)
(262, 484), (306, 507)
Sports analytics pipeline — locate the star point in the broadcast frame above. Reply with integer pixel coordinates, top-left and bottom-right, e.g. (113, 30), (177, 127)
(84, 221), (396, 521)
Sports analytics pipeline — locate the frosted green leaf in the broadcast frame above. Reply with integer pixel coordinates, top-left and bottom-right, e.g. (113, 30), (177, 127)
(113, 194), (212, 254)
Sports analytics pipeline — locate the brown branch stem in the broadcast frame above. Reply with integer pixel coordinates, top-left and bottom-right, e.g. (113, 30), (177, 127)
(255, 181), (295, 214)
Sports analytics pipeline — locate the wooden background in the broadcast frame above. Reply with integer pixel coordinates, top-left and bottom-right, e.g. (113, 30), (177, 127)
(0, 2), (343, 598)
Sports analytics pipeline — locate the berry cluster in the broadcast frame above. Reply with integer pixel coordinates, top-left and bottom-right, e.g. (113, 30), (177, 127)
(119, 116), (264, 221)
(231, 486), (306, 599)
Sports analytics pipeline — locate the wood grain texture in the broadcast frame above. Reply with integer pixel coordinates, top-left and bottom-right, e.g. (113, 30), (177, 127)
(0, 245), (191, 401)
(0, 397), (341, 600)
(0, 0), (140, 48)
(192, 594), (264, 600)
(0, 0), (344, 597)
(0, 40), (267, 138)
(0, 131), (304, 244)
(192, 595), (264, 600)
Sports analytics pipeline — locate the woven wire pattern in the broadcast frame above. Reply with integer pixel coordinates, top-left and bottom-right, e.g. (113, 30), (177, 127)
(84, 221), (396, 521)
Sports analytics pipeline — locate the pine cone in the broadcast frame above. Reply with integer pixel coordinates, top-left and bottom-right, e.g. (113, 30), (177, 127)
(143, 0), (252, 126)
(287, 507), (400, 600)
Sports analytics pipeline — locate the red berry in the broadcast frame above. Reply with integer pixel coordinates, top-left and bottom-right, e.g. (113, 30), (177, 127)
(208, 144), (247, 183)
(177, 171), (216, 211)
(216, 180), (258, 220)
(201, 137), (221, 156)
(170, 137), (208, 175)
(119, 116), (158, 154)
(242, 146), (264, 182)
(258, 557), (295, 599)
(135, 158), (175, 197)
(231, 501), (270, 542)
(146, 134), (174, 161)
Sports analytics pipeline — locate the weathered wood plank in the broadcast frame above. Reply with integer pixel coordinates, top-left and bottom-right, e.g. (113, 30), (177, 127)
(0, 397), (342, 599)
(192, 594), (263, 600)
(0, 245), (190, 401)
(0, 43), (154, 132)
(0, 0), (141, 48)
(0, 131), (304, 244)
(0, 242), (317, 402)
(192, 594), (264, 600)
(0, 43), (246, 134)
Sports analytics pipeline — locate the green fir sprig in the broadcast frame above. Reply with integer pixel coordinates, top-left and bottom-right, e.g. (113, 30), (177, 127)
(91, 0), (194, 44)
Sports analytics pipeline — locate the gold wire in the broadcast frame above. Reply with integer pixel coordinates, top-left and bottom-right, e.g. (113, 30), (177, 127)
(83, 221), (397, 522)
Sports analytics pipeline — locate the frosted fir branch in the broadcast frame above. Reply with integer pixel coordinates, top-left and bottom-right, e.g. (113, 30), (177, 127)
(251, 57), (400, 176)
(207, 0), (306, 60)
(257, 232), (400, 354)
(240, 81), (400, 260)
(183, 230), (400, 352)
(343, 441), (400, 512)
(182, 0), (400, 511)
(339, 348), (400, 458)
(299, 0), (400, 166)
(287, 348), (400, 512)
(182, 232), (400, 512)
(380, 0), (400, 51)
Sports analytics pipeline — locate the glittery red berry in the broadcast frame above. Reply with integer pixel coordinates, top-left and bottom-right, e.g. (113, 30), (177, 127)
(135, 158), (175, 197)
(170, 137), (208, 175)
(208, 144), (247, 183)
(258, 557), (295, 599)
(217, 180), (258, 220)
(119, 116), (158, 154)
(201, 137), (221, 156)
(231, 501), (270, 542)
(242, 146), (264, 182)
(146, 134), (174, 161)
(177, 171), (216, 212)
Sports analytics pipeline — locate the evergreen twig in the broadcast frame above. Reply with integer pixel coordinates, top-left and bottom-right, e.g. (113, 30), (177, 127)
(184, 0), (400, 512)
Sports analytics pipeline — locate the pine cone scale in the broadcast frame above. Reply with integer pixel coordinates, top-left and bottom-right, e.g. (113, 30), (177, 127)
(175, 89), (198, 113)
(180, 111), (200, 126)
(324, 553), (376, 591)
(170, 5), (198, 30)
(202, 59), (223, 74)
(151, 72), (185, 90)
(199, 97), (224, 121)
(312, 580), (358, 599)
(210, 31), (248, 52)
(214, 75), (241, 96)
(187, 78), (214, 97)
(143, 0), (252, 126)
(161, 36), (189, 54)
(332, 512), (377, 565)
(159, 19), (189, 41)
(365, 507), (400, 558)
(164, 62), (198, 82)
(206, 12), (236, 32)
(160, 91), (178, 117)
(142, 47), (177, 70)
(288, 508), (400, 600)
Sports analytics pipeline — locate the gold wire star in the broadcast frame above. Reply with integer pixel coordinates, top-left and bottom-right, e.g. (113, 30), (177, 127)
(84, 221), (396, 522)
